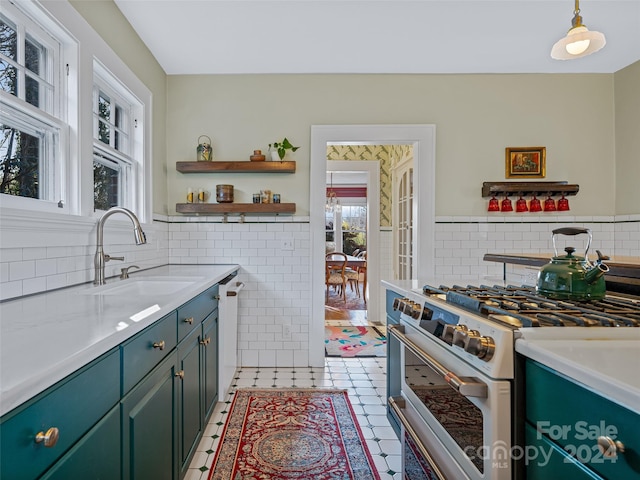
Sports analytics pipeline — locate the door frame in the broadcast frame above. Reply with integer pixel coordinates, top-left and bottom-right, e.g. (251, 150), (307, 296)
(326, 160), (380, 325)
(309, 124), (436, 367)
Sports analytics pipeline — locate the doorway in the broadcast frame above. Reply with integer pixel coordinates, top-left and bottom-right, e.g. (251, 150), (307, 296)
(309, 125), (436, 368)
(324, 162), (379, 332)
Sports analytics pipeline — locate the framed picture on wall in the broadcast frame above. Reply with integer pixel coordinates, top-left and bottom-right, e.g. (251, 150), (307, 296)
(505, 146), (546, 178)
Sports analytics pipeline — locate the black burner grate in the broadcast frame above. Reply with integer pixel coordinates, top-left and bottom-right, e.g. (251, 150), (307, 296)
(422, 284), (640, 328)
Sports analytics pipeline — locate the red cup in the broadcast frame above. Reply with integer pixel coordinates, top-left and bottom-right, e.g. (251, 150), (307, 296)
(544, 196), (557, 212)
(501, 197), (513, 212)
(529, 196), (542, 212)
(516, 196), (528, 213)
(557, 195), (570, 211)
(488, 196), (500, 212)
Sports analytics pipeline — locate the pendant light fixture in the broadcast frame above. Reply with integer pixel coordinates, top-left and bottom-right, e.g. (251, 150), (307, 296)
(325, 173), (341, 213)
(551, 0), (606, 60)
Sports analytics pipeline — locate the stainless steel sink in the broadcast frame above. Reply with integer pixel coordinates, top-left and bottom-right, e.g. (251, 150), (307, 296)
(81, 276), (204, 296)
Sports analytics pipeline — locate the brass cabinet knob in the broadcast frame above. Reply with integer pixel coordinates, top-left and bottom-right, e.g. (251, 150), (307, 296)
(35, 427), (59, 448)
(199, 336), (211, 346)
(175, 370), (184, 379)
(597, 436), (625, 458)
(152, 340), (165, 350)
(184, 317), (194, 325)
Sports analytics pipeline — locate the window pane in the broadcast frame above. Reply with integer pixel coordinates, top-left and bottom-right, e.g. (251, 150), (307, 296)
(0, 19), (17, 60)
(0, 59), (17, 95)
(93, 161), (119, 210)
(98, 93), (110, 145)
(114, 105), (122, 150)
(25, 36), (42, 75)
(25, 74), (39, 108)
(0, 125), (41, 199)
(98, 118), (109, 145)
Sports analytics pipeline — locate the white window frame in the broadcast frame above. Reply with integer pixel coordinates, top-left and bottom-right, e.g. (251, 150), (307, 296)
(0, 0), (71, 214)
(0, 1), (151, 223)
(92, 61), (143, 215)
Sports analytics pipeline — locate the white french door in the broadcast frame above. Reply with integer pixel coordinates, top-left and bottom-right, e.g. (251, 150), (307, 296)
(393, 160), (414, 280)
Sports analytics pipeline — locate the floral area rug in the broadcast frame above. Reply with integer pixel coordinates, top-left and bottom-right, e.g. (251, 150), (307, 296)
(325, 326), (387, 357)
(208, 389), (381, 480)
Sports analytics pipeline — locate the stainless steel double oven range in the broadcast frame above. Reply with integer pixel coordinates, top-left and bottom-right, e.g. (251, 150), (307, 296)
(385, 282), (640, 480)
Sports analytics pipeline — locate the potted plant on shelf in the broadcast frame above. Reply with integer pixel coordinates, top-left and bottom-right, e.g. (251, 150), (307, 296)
(268, 138), (299, 161)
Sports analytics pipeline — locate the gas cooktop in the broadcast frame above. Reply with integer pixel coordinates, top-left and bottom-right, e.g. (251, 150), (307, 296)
(422, 284), (640, 328)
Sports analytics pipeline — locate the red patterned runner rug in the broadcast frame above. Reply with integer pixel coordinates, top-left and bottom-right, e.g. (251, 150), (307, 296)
(208, 388), (381, 480)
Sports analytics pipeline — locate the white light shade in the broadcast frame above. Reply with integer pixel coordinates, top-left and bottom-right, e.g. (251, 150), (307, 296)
(551, 25), (606, 60)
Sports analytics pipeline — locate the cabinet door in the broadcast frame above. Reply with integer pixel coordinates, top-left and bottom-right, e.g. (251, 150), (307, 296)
(0, 348), (120, 480)
(202, 309), (219, 422)
(178, 327), (202, 476)
(121, 351), (178, 480)
(41, 406), (121, 480)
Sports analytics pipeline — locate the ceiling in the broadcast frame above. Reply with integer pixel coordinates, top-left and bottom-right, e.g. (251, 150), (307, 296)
(114, 0), (640, 75)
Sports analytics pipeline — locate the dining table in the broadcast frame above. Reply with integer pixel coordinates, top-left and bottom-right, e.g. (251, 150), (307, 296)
(325, 254), (366, 268)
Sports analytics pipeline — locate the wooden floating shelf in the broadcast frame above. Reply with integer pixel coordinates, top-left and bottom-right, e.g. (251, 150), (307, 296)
(482, 181), (579, 198)
(176, 161), (296, 174)
(176, 203), (296, 215)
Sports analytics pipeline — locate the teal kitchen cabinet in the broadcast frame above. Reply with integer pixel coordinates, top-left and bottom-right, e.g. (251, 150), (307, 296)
(0, 348), (120, 480)
(40, 405), (121, 480)
(1, 274), (229, 480)
(177, 309), (221, 477)
(122, 311), (178, 395)
(201, 309), (219, 422)
(525, 359), (640, 480)
(178, 326), (204, 477)
(122, 350), (180, 480)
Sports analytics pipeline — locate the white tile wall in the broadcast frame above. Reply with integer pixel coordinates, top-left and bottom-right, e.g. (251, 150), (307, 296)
(432, 215), (640, 282)
(0, 215), (169, 301)
(1, 210), (637, 368)
(167, 216), (312, 368)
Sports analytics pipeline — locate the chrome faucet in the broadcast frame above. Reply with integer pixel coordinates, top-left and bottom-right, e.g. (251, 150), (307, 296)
(94, 207), (147, 285)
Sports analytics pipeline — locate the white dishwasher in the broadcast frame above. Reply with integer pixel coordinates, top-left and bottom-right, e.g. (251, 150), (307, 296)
(218, 275), (244, 399)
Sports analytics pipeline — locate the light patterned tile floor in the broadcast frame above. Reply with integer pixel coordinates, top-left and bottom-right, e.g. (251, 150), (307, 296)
(185, 357), (401, 480)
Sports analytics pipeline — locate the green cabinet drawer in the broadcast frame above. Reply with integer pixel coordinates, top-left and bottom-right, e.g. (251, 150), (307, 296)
(177, 284), (219, 342)
(526, 359), (640, 479)
(0, 348), (120, 480)
(525, 422), (602, 480)
(40, 405), (120, 480)
(122, 311), (178, 394)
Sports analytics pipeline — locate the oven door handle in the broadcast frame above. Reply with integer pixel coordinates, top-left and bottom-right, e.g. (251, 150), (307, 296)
(389, 396), (447, 480)
(389, 324), (488, 398)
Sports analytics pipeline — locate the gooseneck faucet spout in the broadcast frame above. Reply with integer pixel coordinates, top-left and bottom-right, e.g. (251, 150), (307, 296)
(94, 207), (147, 285)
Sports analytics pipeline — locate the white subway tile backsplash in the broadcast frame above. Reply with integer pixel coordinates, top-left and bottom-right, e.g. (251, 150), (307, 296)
(2, 210), (638, 368)
(9, 261), (35, 281)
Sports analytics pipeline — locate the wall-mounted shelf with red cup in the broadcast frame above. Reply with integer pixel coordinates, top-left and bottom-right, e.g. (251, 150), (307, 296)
(481, 181), (579, 198)
(483, 181), (578, 213)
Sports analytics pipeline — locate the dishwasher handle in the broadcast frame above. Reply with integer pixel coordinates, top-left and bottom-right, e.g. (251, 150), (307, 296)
(226, 281), (245, 297)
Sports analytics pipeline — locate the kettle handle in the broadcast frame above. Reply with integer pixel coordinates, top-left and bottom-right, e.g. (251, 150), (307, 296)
(551, 227), (592, 259)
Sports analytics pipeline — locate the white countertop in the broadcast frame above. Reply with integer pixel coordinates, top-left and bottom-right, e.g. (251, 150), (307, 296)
(0, 264), (239, 417)
(516, 329), (640, 413)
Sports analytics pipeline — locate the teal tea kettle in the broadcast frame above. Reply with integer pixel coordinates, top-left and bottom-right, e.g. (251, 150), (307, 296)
(536, 227), (609, 301)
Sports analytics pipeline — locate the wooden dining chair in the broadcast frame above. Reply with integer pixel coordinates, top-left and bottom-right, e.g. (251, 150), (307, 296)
(325, 252), (347, 302)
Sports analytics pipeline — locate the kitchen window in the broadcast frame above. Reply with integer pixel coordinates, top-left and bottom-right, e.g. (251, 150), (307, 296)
(0, 3), (68, 212)
(92, 64), (142, 213)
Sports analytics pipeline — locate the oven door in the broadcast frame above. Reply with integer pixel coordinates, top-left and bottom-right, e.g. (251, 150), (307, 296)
(390, 323), (512, 480)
